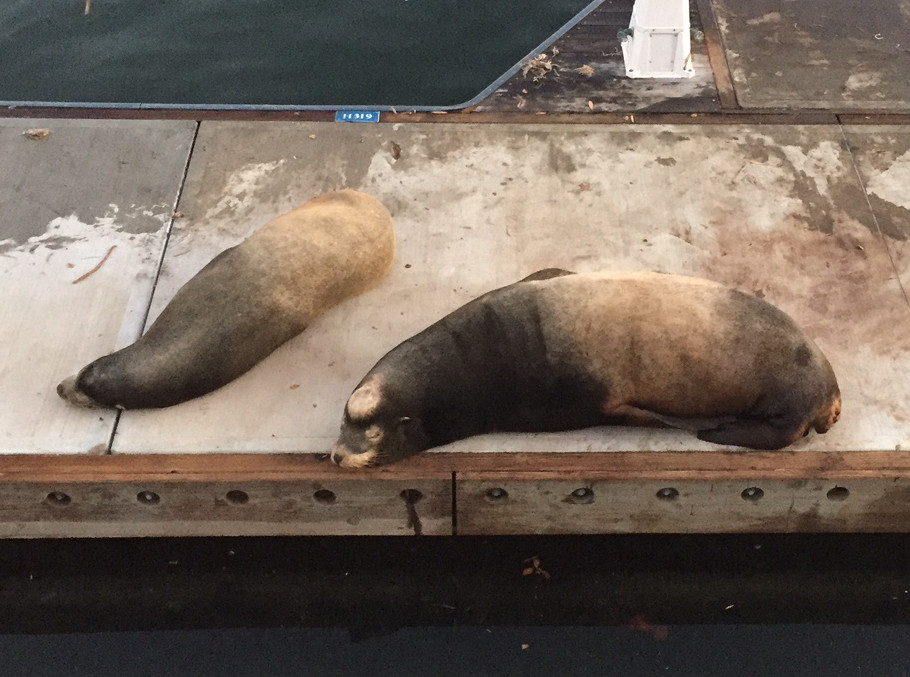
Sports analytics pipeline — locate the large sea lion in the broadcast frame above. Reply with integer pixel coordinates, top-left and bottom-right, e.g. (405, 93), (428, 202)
(58, 189), (396, 409)
(331, 269), (841, 468)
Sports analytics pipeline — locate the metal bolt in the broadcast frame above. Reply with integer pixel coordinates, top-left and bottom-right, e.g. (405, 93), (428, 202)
(137, 491), (161, 505)
(741, 487), (765, 502)
(485, 487), (508, 502)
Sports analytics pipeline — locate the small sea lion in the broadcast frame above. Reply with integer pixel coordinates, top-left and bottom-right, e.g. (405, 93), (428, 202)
(58, 189), (395, 409)
(332, 269), (841, 468)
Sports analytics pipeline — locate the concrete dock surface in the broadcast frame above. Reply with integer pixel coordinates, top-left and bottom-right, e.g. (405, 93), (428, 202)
(2, 119), (908, 457)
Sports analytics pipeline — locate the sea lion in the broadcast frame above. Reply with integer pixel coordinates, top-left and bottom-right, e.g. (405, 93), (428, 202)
(58, 189), (396, 409)
(331, 269), (841, 468)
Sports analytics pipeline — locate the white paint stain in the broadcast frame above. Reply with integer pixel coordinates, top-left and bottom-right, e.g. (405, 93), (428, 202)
(746, 11), (781, 25)
(203, 160), (286, 222)
(844, 72), (883, 93)
(0, 210), (168, 453)
(866, 149), (910, 210)
(777, 139), (845, 199)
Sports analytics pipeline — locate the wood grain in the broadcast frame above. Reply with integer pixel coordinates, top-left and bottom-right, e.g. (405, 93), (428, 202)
(2, 452), (910, 536)
(456, 477), (910, 534)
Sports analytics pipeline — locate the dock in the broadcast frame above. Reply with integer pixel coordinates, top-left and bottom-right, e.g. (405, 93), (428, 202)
(1, 0), (909, 537)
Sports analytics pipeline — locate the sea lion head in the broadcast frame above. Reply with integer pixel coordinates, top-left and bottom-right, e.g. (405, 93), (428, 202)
(57, 356), (131, 409)
(56, 361), (115, 409)
(56, 374), (101, 408)
(331, 376), (430, 468)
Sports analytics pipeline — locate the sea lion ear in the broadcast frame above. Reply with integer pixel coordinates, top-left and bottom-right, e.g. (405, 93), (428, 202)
(346, 379), (381, 421)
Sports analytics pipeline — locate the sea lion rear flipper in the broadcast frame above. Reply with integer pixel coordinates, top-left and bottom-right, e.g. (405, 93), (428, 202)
(696, 417), (803, 450)
(605, 404), (737, 432)
(647, 412), (738, 432)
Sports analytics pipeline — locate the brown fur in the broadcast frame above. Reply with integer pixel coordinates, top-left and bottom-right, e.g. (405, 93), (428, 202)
(58, 189), (395, 409)
(332, 270), (841, 467)
(538, 272), (840, 432)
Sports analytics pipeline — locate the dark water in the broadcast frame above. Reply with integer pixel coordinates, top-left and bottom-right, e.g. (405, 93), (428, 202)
(4, 625), (910, 677)
(0, 0), (597, 109)
(2, 535), (910, 676)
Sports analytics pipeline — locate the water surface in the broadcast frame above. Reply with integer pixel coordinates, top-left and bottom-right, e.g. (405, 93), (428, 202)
(0, 0), (597, 108)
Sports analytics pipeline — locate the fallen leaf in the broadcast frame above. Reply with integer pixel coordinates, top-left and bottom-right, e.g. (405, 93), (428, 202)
(578, 64), (595, 77)
(390, 141), (402, 160)
(308, 134), (316, 140)
(521, 52), (560, 83)
(289, 384), (301, 390)
(587, 100), (595, 111)
(23, 128), (50, 141)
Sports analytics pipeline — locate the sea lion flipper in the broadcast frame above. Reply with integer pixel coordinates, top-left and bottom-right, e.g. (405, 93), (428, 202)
(518, 268), (576, 283)
(645, 412), (738, 432)
(696, 417), (803, 450)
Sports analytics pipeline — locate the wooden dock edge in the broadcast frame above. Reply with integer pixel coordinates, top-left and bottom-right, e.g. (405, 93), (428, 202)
(1, 451), (909, 537)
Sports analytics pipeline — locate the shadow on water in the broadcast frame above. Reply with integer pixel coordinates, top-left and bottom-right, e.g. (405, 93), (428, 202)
(1, 534), (910, 675)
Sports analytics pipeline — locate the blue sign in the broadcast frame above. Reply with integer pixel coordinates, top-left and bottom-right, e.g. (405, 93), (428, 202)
(335, 110), (381, 123)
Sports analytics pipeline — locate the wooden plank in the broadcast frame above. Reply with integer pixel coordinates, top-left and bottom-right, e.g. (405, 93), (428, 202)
(694, 0), (738, 109)
(0, 455), (451, 538)
(0, 480), (450, 538)
(0, 452), (452, 482)
(456, 477), (910, 534)
(3, 451), (910, 536)
(3, 450), (910, 483)
(0, 107), (855, 125)
(381, 111), (839, 125)
(450, 451), (910, 480)
(0, 119), (196, 454)
(712, 0), (910, 110)
(839, 115), (910, 126)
